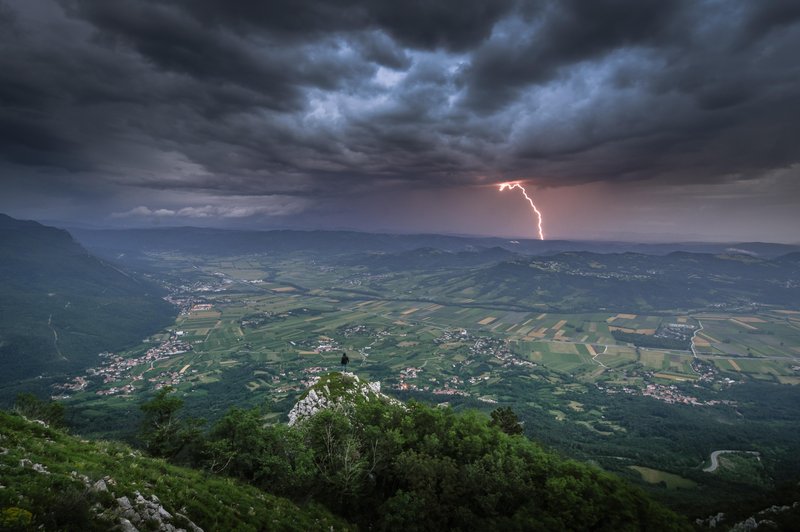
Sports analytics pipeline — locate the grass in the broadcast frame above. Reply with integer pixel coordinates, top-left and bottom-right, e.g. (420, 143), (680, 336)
(0, 411), (350, 531)
(629, 466), (697, 490)
(712, 453), (772, 488)
(44, 251), (799, 522)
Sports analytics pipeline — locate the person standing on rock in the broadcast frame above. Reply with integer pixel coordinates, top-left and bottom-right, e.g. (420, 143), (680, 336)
(340, 352), (350, 373)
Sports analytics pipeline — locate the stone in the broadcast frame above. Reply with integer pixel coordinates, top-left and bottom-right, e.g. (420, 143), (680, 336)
(118, 517), (139, 532)
(117, 496), (132, 510)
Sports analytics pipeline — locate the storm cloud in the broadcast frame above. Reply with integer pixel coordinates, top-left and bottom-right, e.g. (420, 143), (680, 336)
(1, 0), (799, 239)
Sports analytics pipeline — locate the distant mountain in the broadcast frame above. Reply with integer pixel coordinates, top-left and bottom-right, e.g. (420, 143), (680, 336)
(0, 214), (175, 385)
(340, 246), (520, 271)
(389, 250), (800, 313)
(69, 226), (800, 261)
(777, 251), (800, 265)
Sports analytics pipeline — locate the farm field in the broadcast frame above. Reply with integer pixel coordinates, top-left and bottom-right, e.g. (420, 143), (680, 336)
(55, 250), (800, 519)
(62, 253), (800, 415)
(629, 466), (697, 490)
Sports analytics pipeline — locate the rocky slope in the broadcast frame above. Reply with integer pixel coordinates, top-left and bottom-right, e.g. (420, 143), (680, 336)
(0, 411), (349, 531)
(287, 372), (395, 425)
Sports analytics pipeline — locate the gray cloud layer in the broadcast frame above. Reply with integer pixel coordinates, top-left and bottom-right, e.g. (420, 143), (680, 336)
(1, 0), (799, 226)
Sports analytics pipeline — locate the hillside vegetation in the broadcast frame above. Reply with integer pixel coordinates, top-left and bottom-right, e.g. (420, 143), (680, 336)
(0, 409), (348, 531)
(0, 214), (175, 384)
(131, 373), (691, 531)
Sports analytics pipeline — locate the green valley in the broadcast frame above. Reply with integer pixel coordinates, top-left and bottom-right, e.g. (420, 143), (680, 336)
(3, 224), (800, 528)
(38, 239), (800, 524)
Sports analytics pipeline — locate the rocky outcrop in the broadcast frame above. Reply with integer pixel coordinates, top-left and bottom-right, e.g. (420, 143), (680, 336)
(65, 471), (204, 532)
(288, 372), (396, 426)
(18, 458), (49, 475)
(697, 501), (800, 531)
(728, 502), (799, 531)
(103, 492), (203, 532)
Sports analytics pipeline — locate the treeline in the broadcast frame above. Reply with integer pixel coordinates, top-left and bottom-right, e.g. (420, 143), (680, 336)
(611, 330), (690, 350)
(137, 385), (689, 531)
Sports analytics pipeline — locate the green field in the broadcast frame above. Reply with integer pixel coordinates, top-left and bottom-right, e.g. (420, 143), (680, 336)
(53, 250), (800, 520)
(629, 466), (697, 490)
(61, 252), (800, 415)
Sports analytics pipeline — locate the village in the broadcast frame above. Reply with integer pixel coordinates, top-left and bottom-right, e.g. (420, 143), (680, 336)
(389, 330), (537, 396)
(599, 382), (737, 408)
(52, 335), (193, 398)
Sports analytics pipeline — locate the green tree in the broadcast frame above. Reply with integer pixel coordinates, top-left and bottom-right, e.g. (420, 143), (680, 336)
(489, 406), (524, 436)
(304, 408), (378, 506)
(139, 386), (201, 460)
(205, 407), (315, 498)
(14, 393), (65, 428)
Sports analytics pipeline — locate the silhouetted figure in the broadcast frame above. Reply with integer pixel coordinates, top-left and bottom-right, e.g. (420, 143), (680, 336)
(340, 352), (350, 373)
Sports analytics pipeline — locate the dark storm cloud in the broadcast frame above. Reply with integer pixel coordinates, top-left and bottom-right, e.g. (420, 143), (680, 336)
(152, 0), (515, 52)
(464, 0), (686, 111)
(1, 0), (799, 213)
(65, 0), (371, 111)
(737, 0), (800, 46)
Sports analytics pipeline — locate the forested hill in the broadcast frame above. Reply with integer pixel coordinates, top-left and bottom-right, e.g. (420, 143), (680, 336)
(0, 375), (691, 530)
(0, 214), (175, 385)
(395, 250), (800, 312)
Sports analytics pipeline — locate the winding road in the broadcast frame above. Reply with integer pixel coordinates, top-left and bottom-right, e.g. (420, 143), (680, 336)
(690, 319), (704, 358)
(48, 313), (66, 361)
(703, 450), (760, 472)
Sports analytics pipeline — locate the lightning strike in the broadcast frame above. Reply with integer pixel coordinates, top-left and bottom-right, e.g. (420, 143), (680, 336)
(498, 181), (545, 240)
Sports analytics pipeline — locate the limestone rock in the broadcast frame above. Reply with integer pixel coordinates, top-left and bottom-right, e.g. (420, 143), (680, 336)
(287, 372), (398, 426)
(107, 490), (203, 532)
(118, 517), (138, 532)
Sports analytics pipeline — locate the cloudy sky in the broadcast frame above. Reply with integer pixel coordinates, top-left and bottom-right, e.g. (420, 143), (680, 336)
(1, 0), (799, 242)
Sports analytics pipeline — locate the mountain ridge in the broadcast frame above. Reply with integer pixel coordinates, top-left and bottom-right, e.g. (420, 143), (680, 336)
(68, 225), (800, 259)
(0, 214), (176, 386)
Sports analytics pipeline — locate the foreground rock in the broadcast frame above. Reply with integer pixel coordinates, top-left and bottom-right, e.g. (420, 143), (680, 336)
(288, 372), (397, 426)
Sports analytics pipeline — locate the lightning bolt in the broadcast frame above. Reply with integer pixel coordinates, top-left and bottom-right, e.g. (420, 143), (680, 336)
(498, 181), (545, 240)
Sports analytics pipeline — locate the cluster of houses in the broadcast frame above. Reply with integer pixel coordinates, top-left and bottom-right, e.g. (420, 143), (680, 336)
(51, 376), (89, 398)
(641, 383), (736, 407)
(432, 387), (470, 397)
(315, 339), (340, 353)
(692, 359), (724, 383)
(393, 370), (473, 397)
(53, 337), (194, 398)
(600, 382), (736, 407)
(96, 383), (136, 396)
(655, 322), (696, 343)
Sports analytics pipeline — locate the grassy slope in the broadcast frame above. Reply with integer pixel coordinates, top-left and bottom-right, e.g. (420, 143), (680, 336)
(0, 411), (350, 531)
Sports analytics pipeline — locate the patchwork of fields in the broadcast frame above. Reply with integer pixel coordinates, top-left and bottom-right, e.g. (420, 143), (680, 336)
(62, 253), (800, 413)
(53, 251), (800, 519)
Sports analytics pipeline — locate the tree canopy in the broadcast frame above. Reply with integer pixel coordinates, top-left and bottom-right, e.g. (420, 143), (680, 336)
(166, 392), (690, 531)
